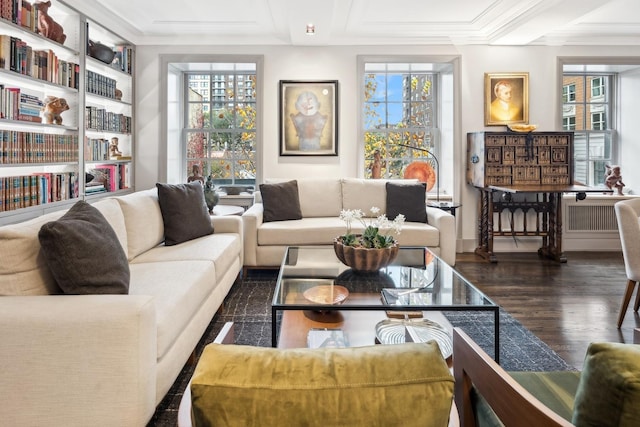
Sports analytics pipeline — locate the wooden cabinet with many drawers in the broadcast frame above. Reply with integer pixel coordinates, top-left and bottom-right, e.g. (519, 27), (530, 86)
(466, 131), (574, 188)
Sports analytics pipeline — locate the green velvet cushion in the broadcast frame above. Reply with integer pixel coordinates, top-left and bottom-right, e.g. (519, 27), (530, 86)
(386, 182), (427, 223)
(191, 341), (454, 427)
(259, 180), (302, 222)
(572, 342), (640, 427)
(38, 200), (129, 294)
(156, 182), (213, 246)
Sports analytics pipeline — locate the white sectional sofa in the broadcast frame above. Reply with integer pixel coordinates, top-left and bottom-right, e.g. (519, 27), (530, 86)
(0, 188), (243, 426)
(242, 178), (456, 269)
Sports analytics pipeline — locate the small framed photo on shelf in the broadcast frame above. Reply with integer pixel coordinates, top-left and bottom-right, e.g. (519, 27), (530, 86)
(484, 72), (529, 126)
(279, 80), (338, 156)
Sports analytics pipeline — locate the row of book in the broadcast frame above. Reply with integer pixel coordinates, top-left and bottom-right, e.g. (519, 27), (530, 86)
(0, 171), (79, 212)
(86, 70), (119, 99)
(85, 106), (131, 133)
(1, 0), (40, 33)
(0, 130), (77, 163)
(0, 84), (43, 122)
(0, 129), (78, 165)
(86, 164), (130, 193)
(84, 137), (111, 162)
(0, 34), (80, 89)
(110, 45), (133, 75)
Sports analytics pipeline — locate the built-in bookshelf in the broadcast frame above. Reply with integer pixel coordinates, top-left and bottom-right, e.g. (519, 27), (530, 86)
(83, 18), (134, 199)
(0, 0), (135, 225)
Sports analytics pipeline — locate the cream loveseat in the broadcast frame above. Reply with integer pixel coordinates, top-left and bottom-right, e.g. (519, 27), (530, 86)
(0, 186), (243, 426)
(243, 178), (456, 269)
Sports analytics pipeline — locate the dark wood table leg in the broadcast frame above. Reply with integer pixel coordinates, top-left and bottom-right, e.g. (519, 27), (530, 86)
(475, 188), (498, 262)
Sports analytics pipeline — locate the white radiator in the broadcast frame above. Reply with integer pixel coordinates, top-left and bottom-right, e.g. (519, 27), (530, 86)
(562, 195), (626, 250)
(565, 204), (617, 232)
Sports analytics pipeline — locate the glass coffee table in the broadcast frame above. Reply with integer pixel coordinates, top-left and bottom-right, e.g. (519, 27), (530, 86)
(272, 246), (501, 362)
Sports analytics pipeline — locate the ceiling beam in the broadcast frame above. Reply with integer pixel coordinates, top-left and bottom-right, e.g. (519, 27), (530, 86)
(488, 0), (614, 45)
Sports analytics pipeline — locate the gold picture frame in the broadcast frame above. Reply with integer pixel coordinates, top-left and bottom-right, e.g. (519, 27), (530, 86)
(279, 80), (338, 156)
(484, 72), (529, 126)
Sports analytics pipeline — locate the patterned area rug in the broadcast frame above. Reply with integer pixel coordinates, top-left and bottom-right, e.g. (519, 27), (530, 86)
(147, 270), (574, 426)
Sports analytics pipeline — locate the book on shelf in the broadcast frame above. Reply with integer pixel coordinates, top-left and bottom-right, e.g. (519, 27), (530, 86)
(88, 164), (122, 192)
(85, 183), (106, 194)
(0, 171), (78, 212)
(307, 328), (349, 348)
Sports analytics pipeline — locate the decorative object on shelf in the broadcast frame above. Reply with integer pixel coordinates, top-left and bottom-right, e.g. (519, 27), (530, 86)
(88, 40), (116, 64)
(187, 164), (204, 185)
(604, 164), (625, 195)
(204, 175), (219, 214)
(369, 149), (384, 179)
(404, 161), (437, 192)
(397, 143), (440, 201)
(115, 88), (123, 101)
(507, 123), (537, 133)
(109, 137), (123, 159)
(303, 285), (349, 305)
(35, 1), (66, 44)
(375, 318), (452, 359)
(484, 72), (529, 126)
(334, 206), (404, 272)
(41, 96), (69, 125)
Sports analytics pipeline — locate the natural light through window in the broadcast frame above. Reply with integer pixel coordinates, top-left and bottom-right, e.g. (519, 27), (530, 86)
(362, 62), (439, 186)
(184, 63), (257, 187)
(562, 73), (614, 187)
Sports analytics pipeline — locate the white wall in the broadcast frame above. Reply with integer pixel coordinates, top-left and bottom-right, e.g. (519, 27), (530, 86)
(135, 43), (640, 253)
(619, 68), (640, 194)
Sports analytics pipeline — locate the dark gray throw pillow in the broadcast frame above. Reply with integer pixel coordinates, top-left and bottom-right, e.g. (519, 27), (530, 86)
(386, 182), (428, 223)
(259, 180), (302, 222)
(156, 182), (214, 246)
(38, 200), (130, 295)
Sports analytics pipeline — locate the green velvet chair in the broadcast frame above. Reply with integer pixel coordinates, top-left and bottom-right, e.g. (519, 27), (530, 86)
(453, 327), (640, 427)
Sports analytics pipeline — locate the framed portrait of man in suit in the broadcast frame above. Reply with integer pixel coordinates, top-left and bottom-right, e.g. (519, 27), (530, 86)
(484, 72), (529, 126)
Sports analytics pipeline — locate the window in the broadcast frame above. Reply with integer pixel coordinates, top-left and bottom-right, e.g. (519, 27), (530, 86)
(562, 74), (614, 186)
(591, 77), (604, 97)
(184, 63), (257, 187)
(563, 116), (576, 130)
(563, 83), (576, 102)
(361, 62), (439, 183)
(592, 112), (605, 130)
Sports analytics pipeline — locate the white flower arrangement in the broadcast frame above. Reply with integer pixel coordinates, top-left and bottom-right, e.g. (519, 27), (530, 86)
(337, 207), (405, 249)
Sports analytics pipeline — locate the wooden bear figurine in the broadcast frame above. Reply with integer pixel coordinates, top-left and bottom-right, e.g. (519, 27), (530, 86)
(35, 1), (67, 44)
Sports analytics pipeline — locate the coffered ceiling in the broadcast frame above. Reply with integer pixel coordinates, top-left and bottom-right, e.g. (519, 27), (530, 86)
(64, 0), (640, 46)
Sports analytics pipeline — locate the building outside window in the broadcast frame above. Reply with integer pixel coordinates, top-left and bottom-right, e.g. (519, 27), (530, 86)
(184, 63), (257, 187)
(562, 73), (614, 186)
(361, 62), (439, 187)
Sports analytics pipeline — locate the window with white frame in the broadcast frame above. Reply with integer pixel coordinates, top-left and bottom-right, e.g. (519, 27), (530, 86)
(562, 74), (614, 186)
(361, 62), (439, 187)
(184, 63), (257, 187)
(563, 83), (576, 102)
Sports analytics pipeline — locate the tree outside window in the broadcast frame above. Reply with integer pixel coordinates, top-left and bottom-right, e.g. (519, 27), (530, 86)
(184, 65), (257, 187)
(362, 62), (439, 190)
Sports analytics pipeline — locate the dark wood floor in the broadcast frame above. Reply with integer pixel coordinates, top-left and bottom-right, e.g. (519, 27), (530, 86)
(453, 251), (638, 370)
